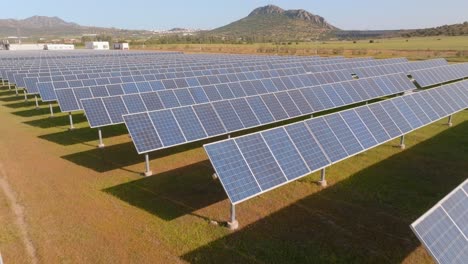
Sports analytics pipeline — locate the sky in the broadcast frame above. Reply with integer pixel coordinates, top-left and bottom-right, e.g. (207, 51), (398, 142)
(2, 0), (468, 31)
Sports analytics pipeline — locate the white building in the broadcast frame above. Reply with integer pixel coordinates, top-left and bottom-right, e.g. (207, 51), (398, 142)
(85, 41), (110, 50)
(44, 44), (75, 50)
(113, 43), (129, 50)
(7, 44), (44, 51)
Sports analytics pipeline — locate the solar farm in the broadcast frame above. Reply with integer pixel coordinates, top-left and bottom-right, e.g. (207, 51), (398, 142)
(0, 50), (467, 263)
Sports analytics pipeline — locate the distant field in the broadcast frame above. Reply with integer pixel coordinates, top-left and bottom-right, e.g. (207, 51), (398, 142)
(0, 80), (467, 263)
(136, 36), (468, 62)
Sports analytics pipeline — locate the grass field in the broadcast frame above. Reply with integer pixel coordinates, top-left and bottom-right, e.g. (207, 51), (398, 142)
(0, 83), (467, 263)
(136, 36), (468, 62)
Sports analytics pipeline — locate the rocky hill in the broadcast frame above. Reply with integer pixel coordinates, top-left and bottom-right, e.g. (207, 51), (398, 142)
(210, 5), (339, 41)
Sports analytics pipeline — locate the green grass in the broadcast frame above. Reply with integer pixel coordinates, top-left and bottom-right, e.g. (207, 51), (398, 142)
(138, 36), (468, 62)
(0, 83), (467, 263)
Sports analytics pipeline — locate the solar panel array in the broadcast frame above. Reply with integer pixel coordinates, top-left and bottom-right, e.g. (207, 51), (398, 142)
(55, 68), (354, 112)
(411, 63), (468, 87)
(123, 73), (415, 154)
(353, 58), (448, 78)
(204, 81), (468, 204)
(411, 179), (468, 264)
(38, 57), (403, 104)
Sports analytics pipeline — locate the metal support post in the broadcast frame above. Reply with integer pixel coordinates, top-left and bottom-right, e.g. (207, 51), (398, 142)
(34, 96), (39, 109)
(98, 129), (105, 148)
(447, 115), (453, 127)
(228, 134), (231, 139)
(8, 82), (11, 90)
(400, 135), (406, 150)
(23, 89), (28, 102)
(15, 85), (18, 96)
(68, 112), (75, 130)
(318, 168), (327, 187)
(49, 104), (54, 118)
(227, 203), (239, 230)
(144, 154), (153, 177)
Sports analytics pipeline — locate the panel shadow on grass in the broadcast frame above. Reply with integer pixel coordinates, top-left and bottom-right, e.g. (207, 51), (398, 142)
(103, 160), (226, 221)
(39, 124), (128, 146)
(23, 112), (88, 129)
(181, 121), (468, 264)
(12, 104), (60, 117)
(62, 134), (228, 173)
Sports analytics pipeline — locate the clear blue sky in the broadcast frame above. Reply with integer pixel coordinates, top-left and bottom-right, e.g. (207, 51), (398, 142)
(3, 0), (468, 30)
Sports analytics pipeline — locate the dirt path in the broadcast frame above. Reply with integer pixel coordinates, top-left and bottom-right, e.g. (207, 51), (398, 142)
(0, 163), (38, 264)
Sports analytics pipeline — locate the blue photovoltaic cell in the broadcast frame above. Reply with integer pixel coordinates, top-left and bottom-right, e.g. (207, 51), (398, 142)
(90, 86), (109, 97)
(122, 83), (139, 94)
(216, 84), (235, 100)
(73, 88), (93, 109)
(159, 90), (180, 108)
(102, 96), (128, 123)
(288, 89), (313, 115)
(350, 81), (371, 101)
(339, 110), (377, 149)
(300, 88), (325, 112)
(56, 89), (79, 111)
(313, 86), (336, 109)
(148, 110), (186, 147)
(403, 96), (432, 125)
(262, 128), (309, 180)
(380, 100), (413, 134)
(284, 123), (330, 170)
(412, 93), (440, 121)
(322, 84), (345, 107)
(82, 99), (111, 128)
(123, 113), (162, 154)
(235, 134), (287, 191)
(441, 189), (468, 237)
(172, 107), (207, 141)
(212, 101), (244, 132)
(246, 96), (275, 124)
(174, 89), (195, 106)
(424, 92), (449, 117)
(141, 92), (164, 111)
(189, 87), (209, 104)
(306, 118), (348, 163)
(107, 84), (124, 96)
(340, 82), (363, 102)
(332, 83), (354, 105)
(354, 106), (391, 143)
(324, 114), (363, 156)
(412, 179), (468, 264)
(205, 141), (261, 203)
(391, 97), (423, 129)
(229, 83), (247, 97)
(231, 98), (260, 127)
(203, 85), (223, 101)
(434, 89), (458, 112)
(123, 94), (147, 114)
(275, 92), (302, 117)
(38, 82), (57, 101)
(137, 82), (153, 93)
(193, 104), (226, 136)
(368, 103), (402, 138)
(261, 94), (289, 120)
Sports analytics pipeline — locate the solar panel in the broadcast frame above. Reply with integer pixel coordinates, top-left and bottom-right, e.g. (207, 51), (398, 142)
(204, 81), (468, 205)
(411, 179), (468, 264)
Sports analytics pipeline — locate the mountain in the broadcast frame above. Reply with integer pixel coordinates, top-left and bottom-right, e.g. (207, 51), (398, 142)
(0, 16), (151, 39)
(209, 5), (339, 41)
(402, 22), (468, 37)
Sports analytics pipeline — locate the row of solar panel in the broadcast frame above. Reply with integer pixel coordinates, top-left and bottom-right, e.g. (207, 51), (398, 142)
(16, 57), (358, 93)
(50, 68), (354, 105)
(411, 179), (468, 264)
(45, 68), (339, 105)
(353, 58), (447, 78)
(2, 55), (352, 80)
(0, 51), (182, 62)
(15, 57), (387, 92)
(122, 73), (415, 154)
(15, 58), (423, 95)
(411, 63), (468, 87)
(204, 81), (468, 204)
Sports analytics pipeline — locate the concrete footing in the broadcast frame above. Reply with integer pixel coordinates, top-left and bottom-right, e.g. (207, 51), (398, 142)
(318, 180), (328, 187)
(144, 171), (153, 177)
(212, 173), (218, 180)
(98, 143), (105, 149)
(227, 220), (239, 230)
(400, 144), (406, 150)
